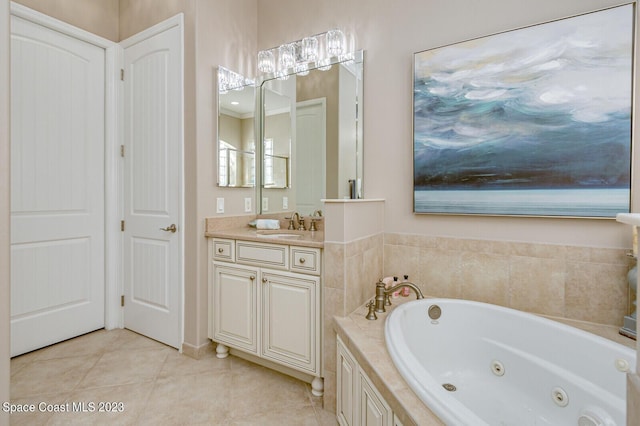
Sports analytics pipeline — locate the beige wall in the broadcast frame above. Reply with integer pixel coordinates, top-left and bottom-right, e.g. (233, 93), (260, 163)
(194, 0), (257, 347)
(1, 0), (9, 422)
(13, 0), (119, 41)
(256, 0), (635, 250)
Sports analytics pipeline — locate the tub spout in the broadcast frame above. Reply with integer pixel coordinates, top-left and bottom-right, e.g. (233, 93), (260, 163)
(374, 280), (424, 313)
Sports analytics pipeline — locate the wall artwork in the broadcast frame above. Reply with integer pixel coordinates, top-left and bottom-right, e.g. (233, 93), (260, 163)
(413, 4), (634, 217)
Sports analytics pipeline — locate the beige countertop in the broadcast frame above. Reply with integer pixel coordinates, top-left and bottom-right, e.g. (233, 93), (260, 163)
(334, 297), (636, 426)
(205, 226), (324, 248)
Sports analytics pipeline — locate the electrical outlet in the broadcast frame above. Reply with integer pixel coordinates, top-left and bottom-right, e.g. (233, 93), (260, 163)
(282, 196), (288, 210)
(216, 197), (224, 214)
(244, 197), (252, 213)
(262, 197), (269, 211)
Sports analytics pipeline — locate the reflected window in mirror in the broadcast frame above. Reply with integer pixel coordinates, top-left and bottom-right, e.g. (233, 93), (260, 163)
(216, 66), (256, 187)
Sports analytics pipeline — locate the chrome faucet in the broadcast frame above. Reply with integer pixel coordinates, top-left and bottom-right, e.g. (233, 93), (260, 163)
(373, 280), (424, 313)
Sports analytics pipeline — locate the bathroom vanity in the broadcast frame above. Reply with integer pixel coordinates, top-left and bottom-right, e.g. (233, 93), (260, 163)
(207, 228), (324, 395)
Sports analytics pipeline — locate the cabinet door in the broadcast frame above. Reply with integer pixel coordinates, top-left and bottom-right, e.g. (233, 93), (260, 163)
(261, 270), (320, 374)
(359, 371), (392, 426)
(211, 262), (259, 354)
(337, 337), (357, 426)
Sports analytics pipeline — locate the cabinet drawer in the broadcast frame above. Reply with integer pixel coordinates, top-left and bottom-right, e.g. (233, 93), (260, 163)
(212, 238), (235, 262)
(291, 247), (321, 275)
(236, 240), (289, 270)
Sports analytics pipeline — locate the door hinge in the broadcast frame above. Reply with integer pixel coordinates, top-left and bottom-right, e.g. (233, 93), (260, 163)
(121, 295), (125, 307)
(120, 68), (124, 81)
(120, 145), (125, 157)
(120, 220), (125, 231)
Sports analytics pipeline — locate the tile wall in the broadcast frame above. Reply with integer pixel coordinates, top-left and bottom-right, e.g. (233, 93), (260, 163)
(383, 233), (634, 326)
(322, 234), (384, 412)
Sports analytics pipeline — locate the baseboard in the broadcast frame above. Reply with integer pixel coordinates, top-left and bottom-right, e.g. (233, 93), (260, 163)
(181, 340), (214, 359)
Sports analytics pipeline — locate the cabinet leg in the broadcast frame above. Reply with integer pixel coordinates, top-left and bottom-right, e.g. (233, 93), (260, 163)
(215, 343), (229, 359)
(311, 376), (324, 396)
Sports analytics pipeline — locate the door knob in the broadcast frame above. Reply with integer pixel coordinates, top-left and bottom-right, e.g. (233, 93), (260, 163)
(160, 224), (177, 233)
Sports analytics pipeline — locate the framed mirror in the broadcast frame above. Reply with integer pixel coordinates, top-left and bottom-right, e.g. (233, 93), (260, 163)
(216, 66), (256, 187)
(258, 50), (364, 215)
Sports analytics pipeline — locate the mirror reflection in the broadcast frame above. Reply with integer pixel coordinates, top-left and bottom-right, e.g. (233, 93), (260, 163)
(259, 51), (363, 215)
(217, 67), (256, 187)
(263, 86), (293, 189)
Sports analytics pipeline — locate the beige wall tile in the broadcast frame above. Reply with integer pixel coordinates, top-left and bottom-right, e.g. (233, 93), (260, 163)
(565, 261), (629, 325)
(460, 252), (510, 306)
(509, 256), (565, 316)
(381, 233), (632, 327)
(385, 232), (436, 248)
(324, 243), (345, 290)
(384, 244), (420, 283)
(417, 247), (462, 298)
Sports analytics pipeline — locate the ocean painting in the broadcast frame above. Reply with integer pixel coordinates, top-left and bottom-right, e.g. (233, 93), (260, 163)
(413, 5), (633, 217)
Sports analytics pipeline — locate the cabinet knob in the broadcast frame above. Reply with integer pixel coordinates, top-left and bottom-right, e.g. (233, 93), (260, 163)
(218, 247), (224, 253)
(262, 277), (268, 283)
(299, 257), (306, 264)
(250, 275), (255, 281)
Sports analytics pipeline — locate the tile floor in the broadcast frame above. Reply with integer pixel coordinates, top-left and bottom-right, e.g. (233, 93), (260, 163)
(9, 329), (337, 425)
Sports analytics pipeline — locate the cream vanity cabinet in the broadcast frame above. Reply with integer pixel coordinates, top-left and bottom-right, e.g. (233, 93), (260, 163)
(337, 336), (403, 426)
(208, 237), (323, 394)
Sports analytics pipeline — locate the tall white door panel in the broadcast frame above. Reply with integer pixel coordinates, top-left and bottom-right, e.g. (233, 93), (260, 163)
(10, 15), (105, 356)
(122, 21), (183, 349)
(296, 99), (326, 215)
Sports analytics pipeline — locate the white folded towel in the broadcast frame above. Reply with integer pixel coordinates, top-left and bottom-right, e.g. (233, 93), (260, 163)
(255, 219), (280, 230)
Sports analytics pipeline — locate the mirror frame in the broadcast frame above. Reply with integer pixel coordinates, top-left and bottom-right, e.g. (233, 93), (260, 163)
(256, 50), (364, 214)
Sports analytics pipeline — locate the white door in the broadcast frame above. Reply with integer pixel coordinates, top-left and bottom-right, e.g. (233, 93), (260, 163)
(296, 99), (326, 215)
(122, 20), (183, 349)
(10, 15), (105, 356)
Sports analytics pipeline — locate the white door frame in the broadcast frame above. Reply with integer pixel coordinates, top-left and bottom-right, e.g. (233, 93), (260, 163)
(10, 2), (121, 330)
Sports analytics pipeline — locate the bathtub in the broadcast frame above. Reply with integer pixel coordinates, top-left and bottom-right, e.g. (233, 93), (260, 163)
(385, 299), (636, 426)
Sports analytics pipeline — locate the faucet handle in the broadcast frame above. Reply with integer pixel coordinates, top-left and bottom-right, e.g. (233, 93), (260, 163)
(365, 300), (377, 320)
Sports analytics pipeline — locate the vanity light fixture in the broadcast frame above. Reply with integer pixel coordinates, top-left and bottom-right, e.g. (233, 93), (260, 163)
(257, 28), (353, 77)
(218, 66), (254, 93)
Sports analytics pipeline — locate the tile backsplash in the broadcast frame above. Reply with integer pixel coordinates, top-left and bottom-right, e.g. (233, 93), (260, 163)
(383, 233), (634, 326)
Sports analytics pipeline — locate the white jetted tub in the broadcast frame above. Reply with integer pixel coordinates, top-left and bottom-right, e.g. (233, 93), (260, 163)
(385, 299), (636, 426)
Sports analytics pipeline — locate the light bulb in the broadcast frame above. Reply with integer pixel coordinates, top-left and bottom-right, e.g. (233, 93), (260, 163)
(258, 50), (275, 73)
(326, 29), (345, 57)
(301, 36), (319, 62)
(278, 43), (295, 71)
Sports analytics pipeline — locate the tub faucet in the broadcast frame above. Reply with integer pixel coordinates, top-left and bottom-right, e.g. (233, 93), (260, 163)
(374, 280), (424, 313)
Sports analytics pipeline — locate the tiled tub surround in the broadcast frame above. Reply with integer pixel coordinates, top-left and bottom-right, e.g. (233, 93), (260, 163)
(335, 297), (636, 426)
(323, 235), (384, 413)
(384, 233), (635, 327)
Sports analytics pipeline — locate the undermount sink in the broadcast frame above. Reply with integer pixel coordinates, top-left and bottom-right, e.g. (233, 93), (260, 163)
(256, 233), (304, 239)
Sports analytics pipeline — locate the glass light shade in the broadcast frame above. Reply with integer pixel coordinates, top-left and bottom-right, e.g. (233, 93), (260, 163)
(218, 67), (229, 93)
(278, 43), (295, 71)
(301, 36), (319, 62)
(326, 29), (345, 57)
(258, 50), (275, 73)
(317, 58), (332, 71)
(294, 63), (309, 76)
